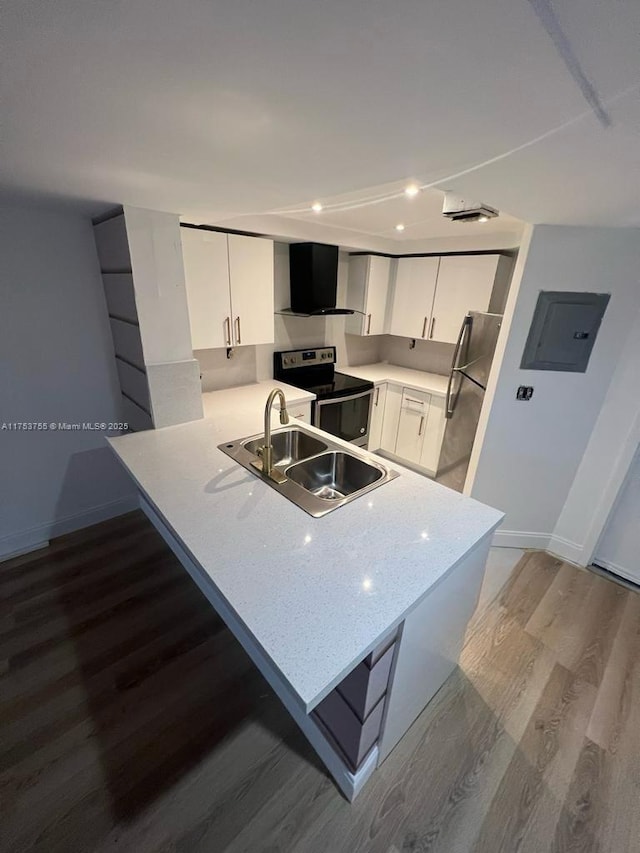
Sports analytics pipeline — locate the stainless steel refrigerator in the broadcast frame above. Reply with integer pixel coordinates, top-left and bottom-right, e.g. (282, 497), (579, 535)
(436, 311), (503, 493)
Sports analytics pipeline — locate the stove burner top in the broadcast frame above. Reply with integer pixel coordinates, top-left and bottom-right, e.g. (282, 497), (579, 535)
(273, 347), (373, 400)
(296, 371), (373, 400)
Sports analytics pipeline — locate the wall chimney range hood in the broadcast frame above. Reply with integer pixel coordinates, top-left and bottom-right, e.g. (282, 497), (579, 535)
(282, 242), (354, 317)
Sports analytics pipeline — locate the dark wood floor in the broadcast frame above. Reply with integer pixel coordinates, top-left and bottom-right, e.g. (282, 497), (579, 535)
(1, 512), (639, 853)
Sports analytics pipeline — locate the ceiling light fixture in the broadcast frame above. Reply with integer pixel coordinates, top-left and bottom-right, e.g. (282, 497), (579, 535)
(478, 215), (489, 223)
(395, 223), (405, 232)
(404, 184), (420, 197)
(311, 201), (323, 213)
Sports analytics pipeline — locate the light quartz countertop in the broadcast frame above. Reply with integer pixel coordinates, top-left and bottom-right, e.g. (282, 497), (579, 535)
(109, 396), (502, 713)
(202, 379), (315, 420)
(338, 363), (449, 397)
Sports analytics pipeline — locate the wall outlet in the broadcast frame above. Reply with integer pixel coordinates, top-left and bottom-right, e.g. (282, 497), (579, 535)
(517, 386), (534, 401)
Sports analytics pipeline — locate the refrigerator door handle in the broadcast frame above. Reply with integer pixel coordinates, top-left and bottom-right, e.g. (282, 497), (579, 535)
(452, 314), (471, 370)
(445, 316), (471, 418)
(445, 370), (458, 419)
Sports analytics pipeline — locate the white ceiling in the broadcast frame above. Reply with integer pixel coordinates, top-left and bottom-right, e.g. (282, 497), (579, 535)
(276, 183), (524, 244)
(1, 0), (639, 243)
(212, 184), (525, 253)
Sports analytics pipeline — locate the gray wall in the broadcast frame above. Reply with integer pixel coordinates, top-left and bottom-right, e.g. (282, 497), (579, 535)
(469, 225), (640, 549)
(0, 206), (138, 559)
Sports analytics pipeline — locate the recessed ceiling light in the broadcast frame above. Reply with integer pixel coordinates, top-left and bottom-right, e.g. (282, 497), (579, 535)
(478, 215), (488, 223)
(404, 184), (420, 197)
(395, 223), (405, 232)
(311, 201), (323, 213)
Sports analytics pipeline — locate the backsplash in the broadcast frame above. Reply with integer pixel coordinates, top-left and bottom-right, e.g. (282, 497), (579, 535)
(197, 346), (257, 392)
(381, 336), (455, 376)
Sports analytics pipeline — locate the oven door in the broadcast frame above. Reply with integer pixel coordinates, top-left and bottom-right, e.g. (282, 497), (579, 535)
(313, 390), (374, 446)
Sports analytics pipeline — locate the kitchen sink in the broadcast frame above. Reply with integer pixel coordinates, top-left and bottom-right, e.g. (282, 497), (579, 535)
(287, 451), (384, 500)
(243, 429), (328, 467)
(218, 425), (398, 517)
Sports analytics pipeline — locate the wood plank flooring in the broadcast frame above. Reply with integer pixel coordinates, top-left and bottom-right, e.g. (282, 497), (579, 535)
(1, 511), (639, 853)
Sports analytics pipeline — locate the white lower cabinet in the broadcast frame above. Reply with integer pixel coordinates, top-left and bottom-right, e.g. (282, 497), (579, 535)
(286, 402), (311, 425)
(380, 384), (402, 453)
(419, 394), (446, 473)
(367, 383), (387, 451)
(377, 383), (446, 476)
(396, 389), (430, 465)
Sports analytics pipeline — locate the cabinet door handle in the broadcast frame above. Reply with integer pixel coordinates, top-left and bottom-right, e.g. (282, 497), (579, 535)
(225, 316), (232, 346)
(429, 317), (436, 339)
(375, 387), (380, 406)
(235, 316), (242, 344)
(418, 415), (425, 436)
(421, 316), (428, 338)
(366, 313), (372, 335)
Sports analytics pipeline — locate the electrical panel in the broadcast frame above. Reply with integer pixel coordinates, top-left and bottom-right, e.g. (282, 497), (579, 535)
(520, 291), (610, 372)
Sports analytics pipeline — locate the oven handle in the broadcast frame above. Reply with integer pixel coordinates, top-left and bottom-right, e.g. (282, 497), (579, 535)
(315, 389), (374, 406)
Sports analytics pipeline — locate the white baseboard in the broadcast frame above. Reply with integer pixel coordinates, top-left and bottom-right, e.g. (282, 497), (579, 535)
(491, 530), (551, 550)
(547, 535), (586, 567)
(0, 540), (51, 563)
(0, 495), (140, 563)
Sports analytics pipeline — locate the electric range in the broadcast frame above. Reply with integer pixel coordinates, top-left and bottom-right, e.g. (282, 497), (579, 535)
(273, 347), (374, 447)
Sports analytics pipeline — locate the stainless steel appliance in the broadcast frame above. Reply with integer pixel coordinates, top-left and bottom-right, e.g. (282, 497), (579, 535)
(273, 347), (374, 447)
(436, 312), (503, 492)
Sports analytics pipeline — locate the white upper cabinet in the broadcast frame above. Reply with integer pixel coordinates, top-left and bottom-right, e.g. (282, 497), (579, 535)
(181, 229), (231, 349)
(388, 257), (440, 339)
(429, 255), (500, 344)
(227, 234), (274, 347)
(181, 228), (274, 349)
(346, 255), (392, 336)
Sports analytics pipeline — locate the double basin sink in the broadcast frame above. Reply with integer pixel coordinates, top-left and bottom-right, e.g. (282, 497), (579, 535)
(219, 426), (398, 517)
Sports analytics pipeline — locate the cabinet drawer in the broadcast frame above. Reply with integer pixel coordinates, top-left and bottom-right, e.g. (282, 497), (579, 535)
(401, 388), (430, 412)
(314, 688), (385, 772)
(338, 642), (395, 721)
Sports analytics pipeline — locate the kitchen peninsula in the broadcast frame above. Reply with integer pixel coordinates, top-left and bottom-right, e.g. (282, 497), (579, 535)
(108, 398), (503, 800)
